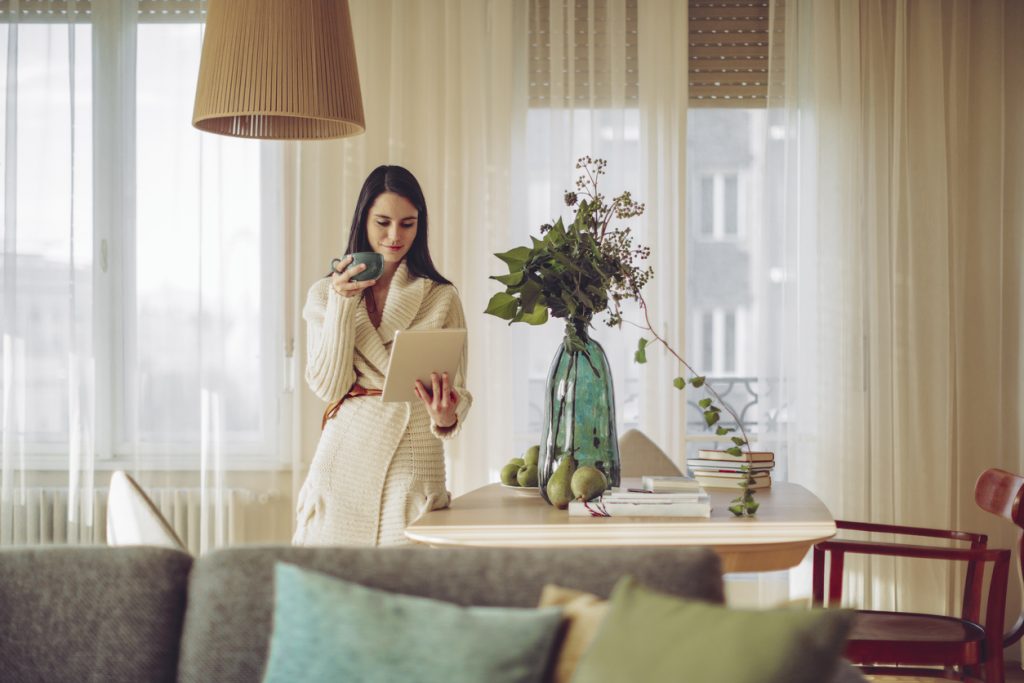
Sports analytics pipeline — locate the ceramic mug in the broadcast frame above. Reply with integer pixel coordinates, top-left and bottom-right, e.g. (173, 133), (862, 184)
(331, 252), (384, 282)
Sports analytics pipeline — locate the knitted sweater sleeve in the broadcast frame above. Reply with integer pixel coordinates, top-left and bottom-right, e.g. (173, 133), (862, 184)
(430, 289), (473, 441)
(303, 279), (359, 403)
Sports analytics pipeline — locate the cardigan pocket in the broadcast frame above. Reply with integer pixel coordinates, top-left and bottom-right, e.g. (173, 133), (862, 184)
(292, 482), (325, 545)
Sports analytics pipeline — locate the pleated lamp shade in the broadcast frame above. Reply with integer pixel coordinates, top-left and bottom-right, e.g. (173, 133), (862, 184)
(192, 0), (365, 140)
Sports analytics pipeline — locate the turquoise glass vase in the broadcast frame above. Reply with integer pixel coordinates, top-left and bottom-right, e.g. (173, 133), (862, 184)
(538, 330), (620, 505)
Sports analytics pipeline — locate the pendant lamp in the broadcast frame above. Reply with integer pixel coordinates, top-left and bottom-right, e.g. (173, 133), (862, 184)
(192, 0), (365, 140)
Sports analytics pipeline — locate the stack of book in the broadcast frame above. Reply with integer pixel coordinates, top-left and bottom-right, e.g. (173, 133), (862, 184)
(687, 449), (775, 490)
(568, 476), (710, 518)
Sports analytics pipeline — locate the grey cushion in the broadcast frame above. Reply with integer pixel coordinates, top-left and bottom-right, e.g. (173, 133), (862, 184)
(177, 545), (724, 683)
(0, 546), (192, 683)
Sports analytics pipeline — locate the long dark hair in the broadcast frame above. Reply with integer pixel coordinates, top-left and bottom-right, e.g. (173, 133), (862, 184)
(341, 165), (451, 285)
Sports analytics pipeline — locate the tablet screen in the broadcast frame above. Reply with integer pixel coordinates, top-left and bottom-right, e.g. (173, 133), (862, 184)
(380, 328), (467, 403)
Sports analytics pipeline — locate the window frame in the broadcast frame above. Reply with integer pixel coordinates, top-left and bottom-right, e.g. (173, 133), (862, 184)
(694, 170), (746, 243)
(5, 5), (289, 470)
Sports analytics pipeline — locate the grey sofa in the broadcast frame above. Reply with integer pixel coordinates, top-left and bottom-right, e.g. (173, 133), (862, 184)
(0, 545), (727, 682)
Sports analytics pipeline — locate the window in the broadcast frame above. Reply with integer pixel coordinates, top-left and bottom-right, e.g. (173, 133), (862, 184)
(685, 108), (764, 449)
(695, 307), (743, 376)
(1, 2), (284, 464)
(684, 0), (776, 453)
(722, 309), (736, 372)
(697, 171), (743, 240)
(723, 174), (739, 236)
(700, 310), (714, 370)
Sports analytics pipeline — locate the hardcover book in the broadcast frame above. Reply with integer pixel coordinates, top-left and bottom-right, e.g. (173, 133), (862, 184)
(696, 449), (775, 463)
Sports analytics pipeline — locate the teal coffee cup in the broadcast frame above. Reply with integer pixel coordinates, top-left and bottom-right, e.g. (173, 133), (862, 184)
(331, 252), (383, 282)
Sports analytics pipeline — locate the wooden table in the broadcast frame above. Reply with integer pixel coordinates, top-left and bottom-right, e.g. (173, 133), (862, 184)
(406, 479), (836, 573)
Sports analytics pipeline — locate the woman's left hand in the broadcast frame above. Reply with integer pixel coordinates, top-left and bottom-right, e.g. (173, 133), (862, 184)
(414, 372), (458, 429)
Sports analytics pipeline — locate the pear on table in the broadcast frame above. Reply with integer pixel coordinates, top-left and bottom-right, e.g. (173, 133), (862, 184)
(546, 454), (576, 509)
(570, 465), (608, 503)
(501, 446), (540, 488)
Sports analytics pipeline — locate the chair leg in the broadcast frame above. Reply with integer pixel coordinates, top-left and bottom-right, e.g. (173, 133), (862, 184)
(983, 649), (1003, 683)
(812, 546), (825, 604)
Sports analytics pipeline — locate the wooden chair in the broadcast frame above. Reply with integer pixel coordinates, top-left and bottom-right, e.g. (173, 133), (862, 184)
(812, 468), (1024, 683)
(618, 429), (683, 478)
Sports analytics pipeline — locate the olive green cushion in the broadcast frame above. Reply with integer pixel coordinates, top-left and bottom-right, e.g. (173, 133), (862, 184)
(571, 576), (854, 683)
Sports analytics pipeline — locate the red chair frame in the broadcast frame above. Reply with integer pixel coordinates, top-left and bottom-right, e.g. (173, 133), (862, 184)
(812, 469), (1024, 683)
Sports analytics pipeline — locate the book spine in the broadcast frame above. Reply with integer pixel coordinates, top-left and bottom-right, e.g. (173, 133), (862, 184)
(695, 450), (775, 463)
(639, 476), (703, 490)
(687, 459), (775, 469)
(692, 478), (771, 490)
(688, 467), (773, 474)
(694, 472), (770, 479)
(604, 495), (705, 503)
(568, 501), (712, 517)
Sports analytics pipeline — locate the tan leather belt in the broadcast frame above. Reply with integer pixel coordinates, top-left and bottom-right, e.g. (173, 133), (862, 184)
(321, 384), (383, 430)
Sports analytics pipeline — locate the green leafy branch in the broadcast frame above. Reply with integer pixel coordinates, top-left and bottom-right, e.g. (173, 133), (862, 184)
(484, 157), (651, 356)
(633, 295), (759, 517)
(485, 156), (759, 517)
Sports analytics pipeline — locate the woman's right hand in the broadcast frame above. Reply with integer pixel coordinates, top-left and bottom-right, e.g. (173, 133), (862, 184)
(331, 255), (377, 297)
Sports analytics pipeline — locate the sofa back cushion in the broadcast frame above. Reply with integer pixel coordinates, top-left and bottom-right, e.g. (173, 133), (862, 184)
(176, 545), (724, 683)
(0, 546), (192, 683)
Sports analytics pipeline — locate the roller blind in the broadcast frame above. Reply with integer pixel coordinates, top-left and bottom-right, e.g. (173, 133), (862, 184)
(0, 0), (205, 22)
(689, 0), (778, 107)
(137, 0), (204, 22)
(0, 0), (90, 20)
(529, 0), (639, 107)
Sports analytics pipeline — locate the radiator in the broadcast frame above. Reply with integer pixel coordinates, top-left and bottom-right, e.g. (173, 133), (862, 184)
(0, 486), (291, 554)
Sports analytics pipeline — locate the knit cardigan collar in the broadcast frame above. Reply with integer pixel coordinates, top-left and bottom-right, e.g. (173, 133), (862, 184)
(353, 261), (427, 380)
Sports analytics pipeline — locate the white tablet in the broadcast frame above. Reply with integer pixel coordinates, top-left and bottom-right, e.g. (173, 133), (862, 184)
(380, 328), (467, 403)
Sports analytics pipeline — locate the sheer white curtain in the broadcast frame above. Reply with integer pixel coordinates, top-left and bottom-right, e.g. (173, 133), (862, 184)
(510, 0), (644, 463)
(505, 0), (688, 468)
(0, 1), (97, 545)
(1, 1), (289, 553)
(288, 0), (691, 500)
(635, 0), (688, 459)
(288, 0), (524, 498)
(764, 0), (1024, 616)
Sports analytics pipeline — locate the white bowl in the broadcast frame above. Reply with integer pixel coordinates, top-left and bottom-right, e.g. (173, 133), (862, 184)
(499, 483), (541, 497)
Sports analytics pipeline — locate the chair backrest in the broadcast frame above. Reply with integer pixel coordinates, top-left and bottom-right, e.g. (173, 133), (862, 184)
(976, 468), (1024, 527)
(618, 429), (683, 477)
(107, 471), (188, 553)
(975, 468), (1024, 647)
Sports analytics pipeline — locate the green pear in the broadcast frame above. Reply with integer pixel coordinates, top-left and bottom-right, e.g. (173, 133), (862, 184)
(500, 462), (521, 486)
(523, 445), (540, 467)
(571, 465), (608, 502)
(546, 455), (576, 509)
(517, 464), (539, 487)
(508, 457), (526, 468)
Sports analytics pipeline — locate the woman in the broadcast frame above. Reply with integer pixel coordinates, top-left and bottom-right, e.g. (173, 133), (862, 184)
(293, 165), (471, 547)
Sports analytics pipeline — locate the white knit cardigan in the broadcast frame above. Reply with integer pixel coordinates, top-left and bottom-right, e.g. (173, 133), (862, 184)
(293, 262), (471, 546)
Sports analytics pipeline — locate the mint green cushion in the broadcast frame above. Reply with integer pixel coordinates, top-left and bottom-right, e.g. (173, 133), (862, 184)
(262, 563), (563, 683)
(571, 576), (854, 683)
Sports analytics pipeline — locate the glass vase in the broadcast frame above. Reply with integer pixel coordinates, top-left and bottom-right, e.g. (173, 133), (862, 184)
(538, 331), (620, 505)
